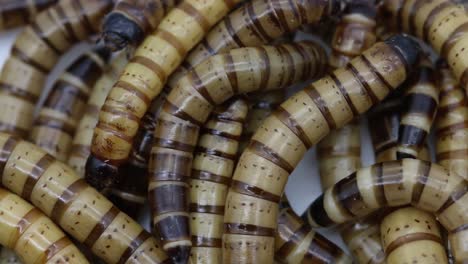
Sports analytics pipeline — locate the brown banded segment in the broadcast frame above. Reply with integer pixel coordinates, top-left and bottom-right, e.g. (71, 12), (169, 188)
(50, 179), (88, 223)
(359, 57), (390, 103)
(10, 47), (49, 74)
(162, 102), (204, 127)
(304, 84), (337, 130)
(0, 136), (19, 173)
(247, 140), (294, 173)
(149, 184), (189, 214)
(437, 182), (468, 215)
(330, 73), (359, 117)
(83, 206), (120, 248)
(128, 57), (167, 87)
(21, 154), (54, 199)
(192, 236), (222, 247)
(200, 127), (241, 141)
(334, 172), (365, 216)
(304, 232), (342, 263)
(178, 1), (210, 33)
(156, 29), (187, 57)
(33, 116), (75, 136)
(411, 161), (431, 204)
(117, 230), (151, 264)
(224, 223), (275, 237)
(274, 106), (312, 148)
(189, 204), (225, 214)
(275, 224), (311, 259)
(422, 1), (453, 42)
(114, 80), (152, 106)
(29, 21), (62, 55)
(191, 169), (231, 185)
(0, 82), (39, 104)
(45, 236), (71, 260)
(257, 47), (271, 89)
(195, 146), (237, 161)
(223, 54), (239, 94)
(230, 179), (281, 203)
(16, 208), (43, 234)
(189, 70), (216, 105)
(153, 137), (196, 153)
(385, 232), (442, 255)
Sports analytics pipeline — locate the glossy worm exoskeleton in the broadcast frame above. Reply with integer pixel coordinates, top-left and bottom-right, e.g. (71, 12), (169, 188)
(101, 0), (181, 51)
(396, 60), (439, 159)
(0, 0), (112, 138)
(303, 159), (468, 263)
(380, 207), (449, 264)
(0, 188), (89, 264)
(0, 0), (58, 31)
(87, 0), (246, 187)
(436, 60), (468, 182)
(0, 247), (21, 264)
(223, 35), (421, 263)
(148, 41), (327, 263)
(30, 47), (110, 162)
(189, 98), (248, 264)
(67, 52), (128, 178)
(0, 133), (170, 264)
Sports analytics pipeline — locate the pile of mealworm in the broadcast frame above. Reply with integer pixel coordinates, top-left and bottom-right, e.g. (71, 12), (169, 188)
(0, 0), (467, 263)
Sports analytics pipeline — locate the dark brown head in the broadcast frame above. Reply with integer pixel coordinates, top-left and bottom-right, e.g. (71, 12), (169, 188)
(101, 13), (144, 51)
(85, 155), (120, 191)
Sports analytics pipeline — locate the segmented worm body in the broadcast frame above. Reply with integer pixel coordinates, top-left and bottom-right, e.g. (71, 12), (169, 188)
(222, 35), (421, 263)
(189, 98), (248, 263)
(380, 207), (449, 264)
(0, 0), (112, 138)
(67, 53), (128, 178)
(0, 188), (89, 264)
(436, 60), (468, 181)
(102, 0), (181, 51)
(30, 47), (110, 161)
(0, 248), (21, 264)
(0, 133), (170, 264)
(0, 0), (58, 31)
(148, 41), (327, 263)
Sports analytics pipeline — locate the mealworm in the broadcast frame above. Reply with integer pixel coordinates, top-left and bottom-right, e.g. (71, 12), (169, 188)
(148, 41), (327, 263)
(0, 133), (170, 264)
(189, 98), (248, 264)
(0, 187), (89, 264)
(0, 0), (58, 31)
(223, 35), (422, 263)
(67, 52), (128, 178)
(30, 47), (110, 161)
(435, 59), (468, 182)
(380, 207), (449, 264)
(303, 159), (468, 263)
(0, 248), (21, 264)
(0, 0), (112, 138)
(101, 0), (181, 51)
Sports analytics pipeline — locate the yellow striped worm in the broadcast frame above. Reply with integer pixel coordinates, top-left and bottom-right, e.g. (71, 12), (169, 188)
(189, 98), (248, 264)
(0, 0), (58, 31)
(0, 0), (112, 139)
(149, 41), (327, 263)
(0, 247), (21, 264)
(396, 60), (439, 159)
(0, 133), (170, 264)
(67, 52), (128, 178)
(303, 159), (468, 263)
(30, 47), (110, 162)
(223, 35), (422, 263)
(0, 187), (89, 264)
(101, 0), (181, 51)
(436, 59), (468, 182)
(380, 207), (449, 264)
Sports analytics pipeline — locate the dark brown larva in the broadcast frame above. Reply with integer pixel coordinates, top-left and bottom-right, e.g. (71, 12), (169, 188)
(149, 41), (327, 264)
(0, 0), (58, 31)
(0, 0), (112, 138)
(101, 0), (181, 51)
(30, 47), (110, 161)
(223, 35), (421, 262)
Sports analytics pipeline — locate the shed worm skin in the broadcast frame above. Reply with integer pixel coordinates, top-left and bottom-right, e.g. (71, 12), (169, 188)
(223, 35), (422, 263)
(0, 248), (21, 264)
(189, 98), (248, 264)
(67, 53), (128, 178)
(303, 159), (468, 263)
(30, 47), (110, 162)
(436, 60), (468, 182)
(0, 0), (112, 139)
(0, 133), (170, 264)
(101, 0), (182, 51)
(380, 207), (449, 264)
(0, 188), (89, 264)
(148, 41), (327, 263)
(88, 0), (244, 188)
(0, 0), (58, 31)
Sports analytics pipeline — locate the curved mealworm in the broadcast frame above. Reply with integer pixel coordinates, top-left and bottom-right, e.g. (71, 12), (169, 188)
(30, 47), (110, 161)
(0, 0), (112, 138)
(67, 52), (128, 178)
(0, 0), (58, 31)
(0, 187), (89, 264)
(435, 59), (468, 182)
(0, 247), (21, 264)
(101, 0), (181, 51)
(223, 35), (422, 263)
(189, 98), (248, 264)
(0, 133), (170, 264)
(148, 41), (327, 263)
(380, 207), (449, 264)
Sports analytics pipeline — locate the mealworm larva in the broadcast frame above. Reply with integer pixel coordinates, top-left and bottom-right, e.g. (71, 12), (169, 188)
(189, 98), (248, 264)
(436, 59), (468, 182)
(380, 207), (449, 264)
(30, 47), (110, 162)
(66, 53), (128, 178)
(0, 247), (21, 264)
(0, 0), (58, 31)
(0, 0), (112, 139)
(396, 60), (439, 159)
(0, 133), (170, 264)
(303, 158), (468, 263)
(148, 41), (327, 263)
(0, 187), (89, 264)
(223, 35), (422, 263)
(101, 0), (181, 51)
